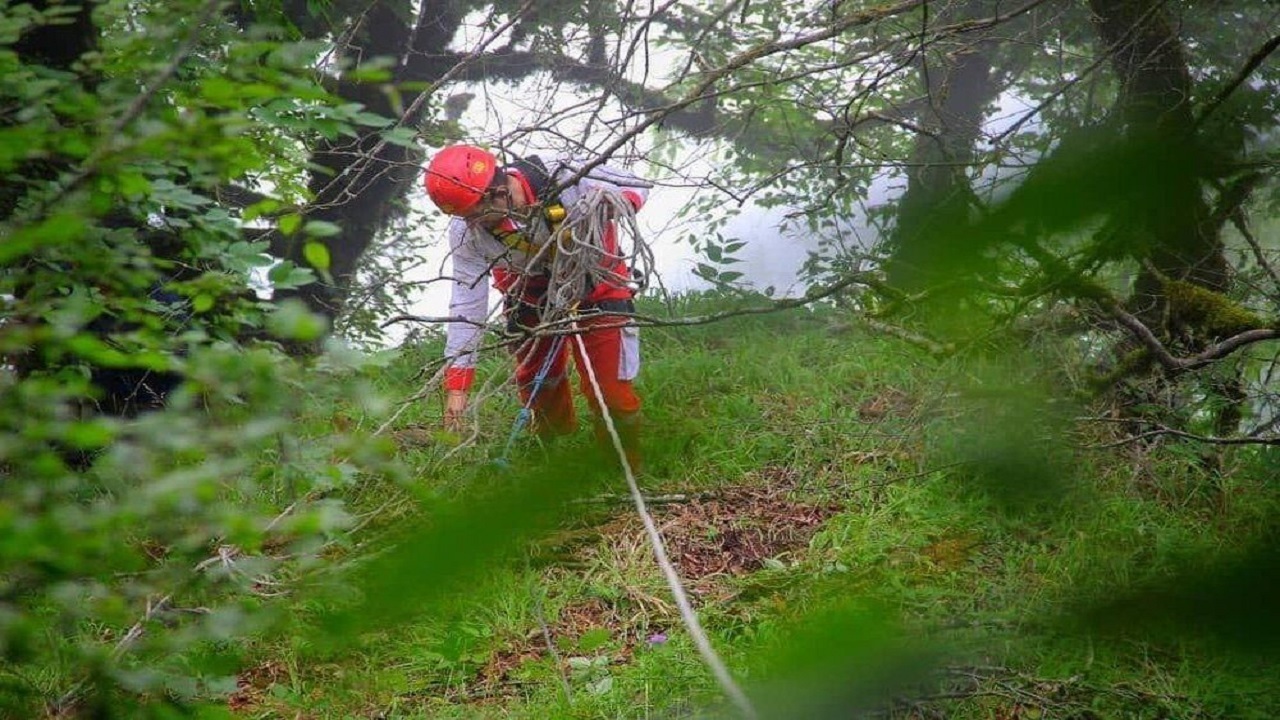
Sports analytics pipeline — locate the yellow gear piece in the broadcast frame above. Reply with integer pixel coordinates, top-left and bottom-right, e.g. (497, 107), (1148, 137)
(492, 204), (567, 257)
(493, 228), (540, 255)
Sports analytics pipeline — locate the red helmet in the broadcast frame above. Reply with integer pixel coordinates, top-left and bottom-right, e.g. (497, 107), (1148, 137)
(423, 145), (499, 216)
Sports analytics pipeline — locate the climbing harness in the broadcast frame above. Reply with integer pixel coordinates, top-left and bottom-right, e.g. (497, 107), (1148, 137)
(490, 203), (568, 258)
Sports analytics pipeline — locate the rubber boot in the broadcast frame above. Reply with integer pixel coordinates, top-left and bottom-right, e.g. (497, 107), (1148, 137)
(526, 377), (577, 441)
(594, 411), (642, 474)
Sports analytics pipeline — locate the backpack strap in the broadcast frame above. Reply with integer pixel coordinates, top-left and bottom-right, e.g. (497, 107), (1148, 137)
(503, 155), (555, 202)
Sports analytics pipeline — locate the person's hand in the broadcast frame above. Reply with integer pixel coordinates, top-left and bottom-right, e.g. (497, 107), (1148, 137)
(444, 389), (469, 432)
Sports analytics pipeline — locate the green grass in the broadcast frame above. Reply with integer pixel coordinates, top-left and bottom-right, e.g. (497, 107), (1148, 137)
(231, 293), (1280, 719)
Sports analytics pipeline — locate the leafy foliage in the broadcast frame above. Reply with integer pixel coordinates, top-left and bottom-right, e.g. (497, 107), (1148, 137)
(2, 0), (1280, 717)
(0, 1), (410, 715)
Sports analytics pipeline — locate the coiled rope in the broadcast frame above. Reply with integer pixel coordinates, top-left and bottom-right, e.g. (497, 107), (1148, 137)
(550, 186), (652, 315)
(495, 185), (656, 324)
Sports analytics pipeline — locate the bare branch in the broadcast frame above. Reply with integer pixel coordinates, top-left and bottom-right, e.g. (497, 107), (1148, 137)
(992, 0), (1170, 144)
(1234, 210), (1280, 297)
(1195, 32), (1280, 128)
(1100, 296), (1280, 372)
(1084, 419), (1280, 448)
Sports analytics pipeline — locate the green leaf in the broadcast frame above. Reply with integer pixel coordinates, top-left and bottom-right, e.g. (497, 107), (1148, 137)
(0, 214), (86, 263)
(578, 627), (611, 652)
(149, 179), (210, 210)
(350, 109), (393, 128)
(267, 298), (327, 341)
(243, 199), (282, 222)
(116, 170), (150, 198)
(345, 67), (392, 83)
(380, 126), (419, 148)
(62, 420), (117, 450)
(278, 213), (302, 236)
(303, 220), (341, 238)
(192, 294), (215, 313)
(64, 334), (132, 368)
(267, 261), (315, 290)
(303, 241), (330, 271)
(198, 76), (242, 104)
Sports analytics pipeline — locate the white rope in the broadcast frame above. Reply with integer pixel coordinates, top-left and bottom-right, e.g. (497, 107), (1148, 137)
(469, 185), (755, 716)
(572, 322), (759, 720)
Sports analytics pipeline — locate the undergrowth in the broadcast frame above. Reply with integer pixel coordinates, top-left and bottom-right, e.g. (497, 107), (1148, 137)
(229, 292), (1280, 719)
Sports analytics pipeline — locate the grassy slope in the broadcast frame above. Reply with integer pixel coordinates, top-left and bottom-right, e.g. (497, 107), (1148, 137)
(235, 294), (1280, 719)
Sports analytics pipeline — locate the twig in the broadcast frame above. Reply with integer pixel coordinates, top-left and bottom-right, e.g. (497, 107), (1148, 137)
(991, 0), (1170, 144)
(859, 317), (954, 356)
(1099, 297), (1280, 372)
(269, 1), (539, 252)
(53, 594), (174, 713)
(52, 492), (315, 713)
(527, 568), (573, 703)
(1195, 32), (1280, 128)
(380, 314), (489, 330)
(1233, 211), (1280, 297)
(569, 492), (717, 506)
(397, 269), (885, 391)
(1085, 423), (1280, 449)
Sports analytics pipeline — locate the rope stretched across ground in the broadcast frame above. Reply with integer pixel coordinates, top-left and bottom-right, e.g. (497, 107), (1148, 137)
(487, 187), (758, 717)
(572, 321), (758, 719)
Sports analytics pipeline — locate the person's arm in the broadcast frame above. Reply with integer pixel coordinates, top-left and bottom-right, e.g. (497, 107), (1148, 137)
(566, 161), (651, 212)
(442, 220), (490, 430)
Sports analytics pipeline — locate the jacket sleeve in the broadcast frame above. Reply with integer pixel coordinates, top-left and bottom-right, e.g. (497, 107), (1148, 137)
(443, 219), (490, 391)
(559, 160), (651, 212)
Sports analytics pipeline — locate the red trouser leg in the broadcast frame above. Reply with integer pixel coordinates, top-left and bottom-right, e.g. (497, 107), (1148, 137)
(514, 334), (576, 436)
(571, 314), (643, 469)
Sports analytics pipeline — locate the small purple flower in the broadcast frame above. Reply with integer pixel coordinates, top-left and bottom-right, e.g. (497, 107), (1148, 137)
(647, 632), (668, 646)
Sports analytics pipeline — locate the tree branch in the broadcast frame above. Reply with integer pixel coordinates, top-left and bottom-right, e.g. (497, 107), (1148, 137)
(1233, 210), (1280, 297)
(1100, 296), (1279, 372)
(1085, 420), (1280, 448)
(1195, 32), (1280, 128)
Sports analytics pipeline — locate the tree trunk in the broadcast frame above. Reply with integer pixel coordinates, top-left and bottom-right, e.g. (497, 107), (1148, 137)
(1088, 0), (1228, 319)
(1090, 0), (1242, 438)
(884, 0), (1001, 295)
(273, 1), (465, 329)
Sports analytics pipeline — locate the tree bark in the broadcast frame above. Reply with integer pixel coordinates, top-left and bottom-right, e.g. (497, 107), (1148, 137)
(884, 0), (1001, 294)
(1088, 0), (1228, 318)
(1089, 0), (1243, 437)
(273, 1), (465, 329)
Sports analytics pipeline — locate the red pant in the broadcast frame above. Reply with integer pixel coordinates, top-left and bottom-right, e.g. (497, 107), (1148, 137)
(513, 312), (641, 436)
